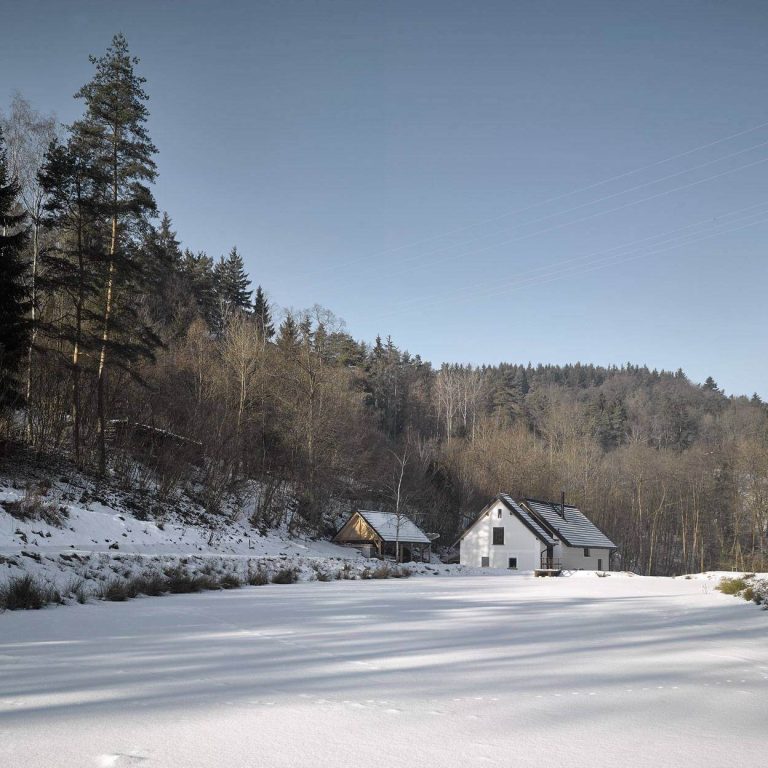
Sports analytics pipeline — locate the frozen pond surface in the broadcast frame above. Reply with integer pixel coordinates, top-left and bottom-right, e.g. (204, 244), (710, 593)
(1, 573), (766, 767)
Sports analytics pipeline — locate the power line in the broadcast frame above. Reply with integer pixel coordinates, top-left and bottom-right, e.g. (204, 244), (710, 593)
(330, 151), (768, 294)
(304, 118), (768, 279)
(377, 201), (768, 314)
(371, 209), (768, 322)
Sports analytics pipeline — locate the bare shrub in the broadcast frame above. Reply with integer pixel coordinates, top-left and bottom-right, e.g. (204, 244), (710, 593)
(99, 578), (130, 601)
(271, 566), (299, 584)
(0, 575), (62, 610)
(247, 565), (269, 585)
(220, 572), (242, 589)
(63, 577), (90, 604)
(136, 572), (167, 596)
(2, 492), (69, 527)
(311, 563), (333, 581)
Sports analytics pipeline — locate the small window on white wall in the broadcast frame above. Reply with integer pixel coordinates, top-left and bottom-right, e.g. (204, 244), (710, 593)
(508, 557), (517, 570)
(583, 547), (590, 557)
(481, 557), (490, 567)
(497, 509), (502, 518)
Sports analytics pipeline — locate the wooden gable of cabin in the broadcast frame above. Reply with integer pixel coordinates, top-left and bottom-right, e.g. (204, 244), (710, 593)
(334, 512), (384, 553)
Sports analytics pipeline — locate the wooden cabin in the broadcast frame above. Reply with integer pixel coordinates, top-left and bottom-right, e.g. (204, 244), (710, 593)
(333, 510), (433, 563)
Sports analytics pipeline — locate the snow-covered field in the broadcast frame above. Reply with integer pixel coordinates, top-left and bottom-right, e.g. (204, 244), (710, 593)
(1, 573), (766, 767)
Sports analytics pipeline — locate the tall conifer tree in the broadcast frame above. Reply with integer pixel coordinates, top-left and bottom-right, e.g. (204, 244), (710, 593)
(214, 246), (251, 312)
(72, 33), (158, 472)
(0, 128), (30, 408)
(253, 285), (274, 341)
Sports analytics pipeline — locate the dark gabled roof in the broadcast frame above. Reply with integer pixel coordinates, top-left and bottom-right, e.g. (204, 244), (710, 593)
(523, 498), (617, 549)
(498, 494), (557, 546)
(454, 495), (556, 547)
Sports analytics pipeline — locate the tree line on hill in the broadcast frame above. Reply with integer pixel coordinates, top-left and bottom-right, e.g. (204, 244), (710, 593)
(1, 35), (766, 575)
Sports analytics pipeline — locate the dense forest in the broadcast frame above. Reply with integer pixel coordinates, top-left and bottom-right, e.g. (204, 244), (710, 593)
(1, 35), (766, 575)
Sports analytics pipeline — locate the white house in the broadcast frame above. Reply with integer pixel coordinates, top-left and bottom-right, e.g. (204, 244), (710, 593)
(457, 494), (616, 571)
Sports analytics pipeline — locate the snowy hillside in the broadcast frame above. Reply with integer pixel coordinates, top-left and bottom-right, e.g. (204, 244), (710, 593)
(0, 470), (472, 600)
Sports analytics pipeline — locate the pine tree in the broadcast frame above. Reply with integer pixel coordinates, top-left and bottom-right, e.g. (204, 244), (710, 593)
(252, 285), (274, 341)
(38, 135), (106, 462)
(214, 246), (251, 313)
(0, 128), (30, 408)
(72, 33), (159, 473)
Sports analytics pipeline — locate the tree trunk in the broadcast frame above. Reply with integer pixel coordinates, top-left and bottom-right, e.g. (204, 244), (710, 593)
(24, 220), (39, 442)
(96, 208), (117, 475)
(71, 190), (85, 466)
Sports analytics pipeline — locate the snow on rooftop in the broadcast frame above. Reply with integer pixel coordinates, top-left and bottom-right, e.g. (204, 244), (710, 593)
(357, 510), (431, 544)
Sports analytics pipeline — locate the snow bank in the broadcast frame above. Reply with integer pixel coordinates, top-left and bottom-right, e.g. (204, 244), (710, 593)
(0, 476), (487, 601)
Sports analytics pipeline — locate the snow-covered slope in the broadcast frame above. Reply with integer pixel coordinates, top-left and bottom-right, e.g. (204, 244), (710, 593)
(0, 473), (475, 595)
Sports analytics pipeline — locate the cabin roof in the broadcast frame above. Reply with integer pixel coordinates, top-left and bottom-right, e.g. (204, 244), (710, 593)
(523, 498), (617, 549)
(356, 510), (431, 544)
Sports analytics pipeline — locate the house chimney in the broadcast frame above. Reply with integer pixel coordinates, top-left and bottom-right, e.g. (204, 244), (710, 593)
(560, 491), (566, 519)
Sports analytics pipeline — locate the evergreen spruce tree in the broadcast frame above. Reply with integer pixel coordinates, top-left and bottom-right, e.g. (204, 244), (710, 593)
(277, 313), (299, 352)
(298, 314), (313, 347)
(0, 128), (30, 408)
(252, 285), (274, 341)
(141, 211), (184, 325)
(180, 249), (220, 330)
(492, 365), (526, 424)
(214, 246), (251, 313)
(72, 33), (159, 473)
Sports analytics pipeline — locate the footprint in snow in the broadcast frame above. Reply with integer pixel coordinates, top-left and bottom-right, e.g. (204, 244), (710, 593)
(96, 753), (147, 767)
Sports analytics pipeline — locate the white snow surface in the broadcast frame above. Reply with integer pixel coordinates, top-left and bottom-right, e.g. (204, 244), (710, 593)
(356, 509), (432, 543)
(2, 573), (766, 767)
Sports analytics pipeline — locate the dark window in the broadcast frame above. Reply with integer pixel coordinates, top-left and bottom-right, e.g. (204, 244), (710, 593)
(598, 558), (603, 571)
(508, 557), (517, 570)
(481, 556), (490, 567)
(493, 527), (504, 545)
(583, 547), (590, 557)
(497, 509), (502, 518)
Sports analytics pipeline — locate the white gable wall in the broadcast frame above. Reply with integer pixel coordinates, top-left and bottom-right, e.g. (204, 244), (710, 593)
(460, 503), (542, 570)
(561, 546), (611, 571)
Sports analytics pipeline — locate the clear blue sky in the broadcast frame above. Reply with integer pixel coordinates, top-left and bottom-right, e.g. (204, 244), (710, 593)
(3, 0), (767, 397)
